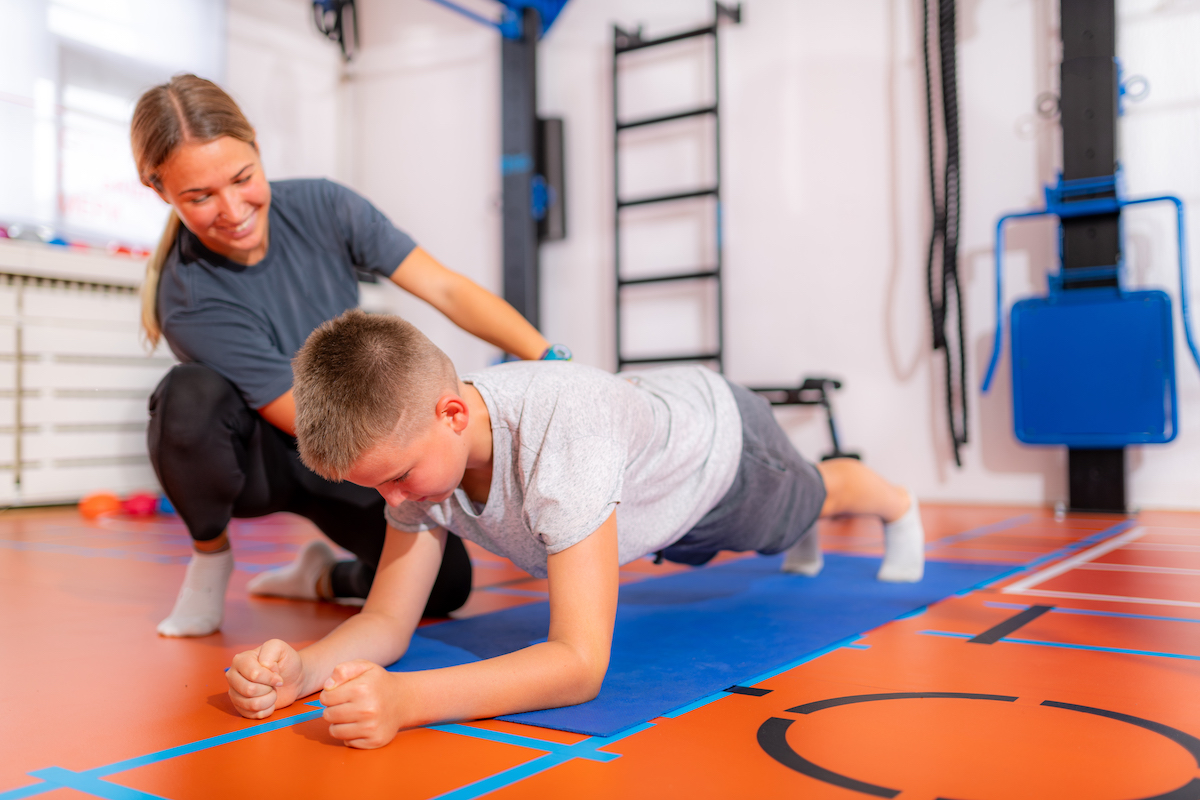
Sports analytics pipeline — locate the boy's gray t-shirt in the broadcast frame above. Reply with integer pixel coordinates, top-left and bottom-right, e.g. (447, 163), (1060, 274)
(158, 178), (417, 409)
(384, 362), (743, 578)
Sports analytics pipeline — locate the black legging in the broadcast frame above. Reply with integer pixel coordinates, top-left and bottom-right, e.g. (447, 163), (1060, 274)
(146, 363), (472, 616)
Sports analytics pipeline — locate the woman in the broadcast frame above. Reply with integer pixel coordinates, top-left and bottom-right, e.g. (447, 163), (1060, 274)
(134, 75), (559, 637)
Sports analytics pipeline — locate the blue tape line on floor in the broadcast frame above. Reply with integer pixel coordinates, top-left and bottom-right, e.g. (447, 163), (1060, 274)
(26, 767), (168, 799)
(658, 633), (876, 720)
(430, 724), (616, 762)
(0, 538), (294, 574)
(430, 723), (654, 800)
(985, 601), (1200, 625)
(0, 539), (191, 565)
(0, 783), (55, 800)
(965, 520), (1138, 594)
(919, 629), (1200, 660)
(926, 514), (1034, 549)
(483, 587), (550, 598)
(0, 709), (324, 800)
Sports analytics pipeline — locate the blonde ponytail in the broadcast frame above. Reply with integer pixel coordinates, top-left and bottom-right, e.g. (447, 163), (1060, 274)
(131, 74), (256, 351)
(140, 209), (180, 350)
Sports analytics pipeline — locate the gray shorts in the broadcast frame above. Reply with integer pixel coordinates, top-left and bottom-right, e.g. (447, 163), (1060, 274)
(661, 380), (826, 566)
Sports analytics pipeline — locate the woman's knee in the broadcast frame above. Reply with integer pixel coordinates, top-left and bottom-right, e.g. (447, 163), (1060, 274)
(150, 363), (248, 451)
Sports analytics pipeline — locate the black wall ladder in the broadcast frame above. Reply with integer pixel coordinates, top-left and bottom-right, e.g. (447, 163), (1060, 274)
(612, 2), (741, 371)
(612, 3), (858, 462)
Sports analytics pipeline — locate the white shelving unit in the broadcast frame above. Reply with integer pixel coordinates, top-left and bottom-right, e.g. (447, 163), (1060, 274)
(0, 239), (173, 505)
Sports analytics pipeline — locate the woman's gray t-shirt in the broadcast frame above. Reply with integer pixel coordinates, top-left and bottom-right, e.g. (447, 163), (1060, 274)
(158, 178), (417, 408)
(384, 361), (743, 578)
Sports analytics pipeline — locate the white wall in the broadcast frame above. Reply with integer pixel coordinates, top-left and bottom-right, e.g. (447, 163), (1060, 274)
(225, 0), (347, 183)
(232, 0), (1200, 510)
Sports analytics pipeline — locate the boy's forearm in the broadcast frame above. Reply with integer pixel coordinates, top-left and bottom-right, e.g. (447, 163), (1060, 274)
(390, 639), (606, 728)
(297, 611), (414, 697)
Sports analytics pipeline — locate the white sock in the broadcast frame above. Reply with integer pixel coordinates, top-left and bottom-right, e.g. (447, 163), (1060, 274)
(246, 540), (335, 601)
(782, 524), (823, 576)
(157, 548), (234, 637)
(878, 490), (925, 582)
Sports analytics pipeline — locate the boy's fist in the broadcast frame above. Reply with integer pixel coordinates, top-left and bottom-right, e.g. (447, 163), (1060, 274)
(320, 660), (403, 749)
(227, 639), (304, 719)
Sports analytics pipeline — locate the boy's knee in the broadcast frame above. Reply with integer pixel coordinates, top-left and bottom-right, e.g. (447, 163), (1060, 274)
(816, 458), (860, 516)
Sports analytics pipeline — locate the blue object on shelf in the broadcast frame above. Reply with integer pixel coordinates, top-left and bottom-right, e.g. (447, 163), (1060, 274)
(1011, 289), (1177, 446)
(157, 495), (175, 515)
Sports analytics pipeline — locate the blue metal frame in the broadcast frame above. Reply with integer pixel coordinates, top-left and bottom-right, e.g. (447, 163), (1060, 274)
(982, 171), (1200, 393)
(426, 0), (569, 39)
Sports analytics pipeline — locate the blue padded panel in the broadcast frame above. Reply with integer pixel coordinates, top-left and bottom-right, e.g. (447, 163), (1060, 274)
(386, 554), (1012, 736)
(1011, 289), (1177, 446)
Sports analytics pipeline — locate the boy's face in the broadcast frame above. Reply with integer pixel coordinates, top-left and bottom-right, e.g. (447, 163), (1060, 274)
(343, 393), (471, 507)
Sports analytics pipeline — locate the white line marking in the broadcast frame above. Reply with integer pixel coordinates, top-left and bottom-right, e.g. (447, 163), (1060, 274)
(1125, 542), (1200, 552)
(1003, 527), (1147, 595)
(1077, 563), (1200, 576)
(1138, 528), (1200, 538)
(1011, 589), (1200, 609)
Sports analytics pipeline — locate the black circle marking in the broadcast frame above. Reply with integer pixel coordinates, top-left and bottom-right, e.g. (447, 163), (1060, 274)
(758, 716), (899, 799)
(758, 693), (1200, 800)
(1040, 701), (1200, 767)
(788, 691), (1017, 715)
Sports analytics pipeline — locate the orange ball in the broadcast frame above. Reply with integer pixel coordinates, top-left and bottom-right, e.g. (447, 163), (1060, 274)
(79, 492), (122, 520)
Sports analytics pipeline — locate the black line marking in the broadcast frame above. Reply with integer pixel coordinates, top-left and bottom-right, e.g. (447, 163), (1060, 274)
(1041, 700), (1200, 767)
(1137, 778), (1200, 800)
(969, 605), (1055, 644)
(724, 685), (772, 696)
(757, 717), (900, 798)
(762, 693), (1200, 799)
(787, 692), (1018, 715)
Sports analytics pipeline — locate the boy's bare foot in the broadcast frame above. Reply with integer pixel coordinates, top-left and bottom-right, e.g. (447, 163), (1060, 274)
(247, 539), (336, 600)
(781, 523), (823, 576)
(157, 548), (234, 637)
(878, 490), (924, 582)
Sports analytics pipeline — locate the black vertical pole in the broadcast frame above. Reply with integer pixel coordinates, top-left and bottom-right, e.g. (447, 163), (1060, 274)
(1059, 0), (1125, 512)
(501, 7), (541, 329)
(711, 3), (725, 373)
(612, 26), (622, 370)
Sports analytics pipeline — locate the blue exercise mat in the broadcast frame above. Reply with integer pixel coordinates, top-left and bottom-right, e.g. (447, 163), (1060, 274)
(386, 553), (1010, 736)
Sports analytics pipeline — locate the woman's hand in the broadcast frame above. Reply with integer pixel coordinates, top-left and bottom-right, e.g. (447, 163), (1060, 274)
(320, 660), (408, 749)
(226, 639), (306, 719)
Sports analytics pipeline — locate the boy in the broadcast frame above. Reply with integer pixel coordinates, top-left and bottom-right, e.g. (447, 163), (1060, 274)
(225, 311), (923, 749)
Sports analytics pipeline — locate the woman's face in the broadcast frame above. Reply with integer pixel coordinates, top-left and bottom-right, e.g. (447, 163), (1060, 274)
(154, 136), (271, 265)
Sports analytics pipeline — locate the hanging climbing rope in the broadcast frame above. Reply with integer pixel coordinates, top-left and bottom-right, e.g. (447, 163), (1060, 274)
(922, 0), (968, 467)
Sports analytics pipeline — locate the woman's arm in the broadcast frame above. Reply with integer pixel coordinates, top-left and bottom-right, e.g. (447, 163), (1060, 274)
(390, 247), (550, 360)
(258, 391), (296, 436)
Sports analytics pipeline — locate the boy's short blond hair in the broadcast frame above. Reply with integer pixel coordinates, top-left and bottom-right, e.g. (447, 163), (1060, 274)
(293, 309), (458, 481)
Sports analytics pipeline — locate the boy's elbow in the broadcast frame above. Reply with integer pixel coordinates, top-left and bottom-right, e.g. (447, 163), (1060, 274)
(564, 650), (609, 705)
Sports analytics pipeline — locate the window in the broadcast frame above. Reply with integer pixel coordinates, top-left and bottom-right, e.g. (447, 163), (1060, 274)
(0, 0), (226, 248)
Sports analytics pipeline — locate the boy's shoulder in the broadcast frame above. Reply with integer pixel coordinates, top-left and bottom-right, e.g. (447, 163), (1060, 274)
(463, 360), (620, 397)
(463, 361), (732, 427)
(464, 361), (641, 436)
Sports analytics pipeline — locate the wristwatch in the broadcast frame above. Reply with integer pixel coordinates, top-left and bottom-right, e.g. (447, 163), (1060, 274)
(540, 344), (573, 361)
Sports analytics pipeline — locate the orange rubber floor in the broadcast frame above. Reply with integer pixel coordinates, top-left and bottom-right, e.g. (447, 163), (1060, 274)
(3, 504), (1200, 799)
